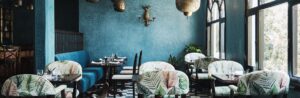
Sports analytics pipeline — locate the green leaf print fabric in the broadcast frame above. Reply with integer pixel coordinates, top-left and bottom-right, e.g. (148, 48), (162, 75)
(1, 74), (56, 96)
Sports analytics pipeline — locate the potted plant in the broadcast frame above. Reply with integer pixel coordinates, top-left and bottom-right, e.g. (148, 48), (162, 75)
(184, 43), (202, 53)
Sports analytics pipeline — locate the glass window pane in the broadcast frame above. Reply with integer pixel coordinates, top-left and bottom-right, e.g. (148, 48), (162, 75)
(294, 4), (300, 76)
(211, 22), (220, 58)
(207, 26), (211, 56)
(207, 9), (211, 22)
(220, 0), (225, 18)
(259, 3), (288, 72)
(248, 0), (258, 9)
(260, 0), (275, 5)
(212, 3), (219, 21)
(220, 23), (225, 59)
(248, 15), (256, 67)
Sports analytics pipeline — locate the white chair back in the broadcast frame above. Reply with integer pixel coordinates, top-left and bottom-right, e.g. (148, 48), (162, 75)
(208, 60), (244, 75)
(184, 53), (206, 63)
(139, 61), (175, 74)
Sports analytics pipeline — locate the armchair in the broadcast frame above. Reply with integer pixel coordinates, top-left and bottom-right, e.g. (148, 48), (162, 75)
(137, 61), (188, 97)
(207, 60), (244, 97)
(136, 70), (189, 98)
(1, 74), (66, 98)
(184, 53), (206, 74)
(229, 70), (290, 98)
(45, 60), (82, 97)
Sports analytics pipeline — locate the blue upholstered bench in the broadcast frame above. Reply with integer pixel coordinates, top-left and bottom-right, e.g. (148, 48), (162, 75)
(55, 50), (103, 93)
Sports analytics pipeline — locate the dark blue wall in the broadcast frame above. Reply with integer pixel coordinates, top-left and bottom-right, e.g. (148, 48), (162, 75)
(79, 0), (206, 65)
(55, 0), (79, 31)
(35, 0), (55, 70)
(225, 0), (246, 65)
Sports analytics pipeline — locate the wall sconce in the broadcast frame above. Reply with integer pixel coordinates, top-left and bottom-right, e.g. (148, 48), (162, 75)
(176, 0), (200, 16)
(86, 0), (100, 3)
(112, 0), (125, 12)
(139, 5), (155, 27)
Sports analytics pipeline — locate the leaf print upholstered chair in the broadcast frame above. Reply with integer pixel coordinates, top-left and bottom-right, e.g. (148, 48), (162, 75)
(46, 60), (82, 98)
(207, 60), (244, 97)
(1, 74), (67, 98)
(136, 70), (189, 98)
(138, 61), (175, 74)
(229, 70), (290, 98)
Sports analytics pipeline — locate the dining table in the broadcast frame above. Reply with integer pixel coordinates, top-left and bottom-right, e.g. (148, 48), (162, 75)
(90, 56), (127, 95)
(212, 74), (241, 85)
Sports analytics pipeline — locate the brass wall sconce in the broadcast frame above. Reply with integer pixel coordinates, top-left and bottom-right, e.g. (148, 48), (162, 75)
(112, 0), (126, 12)
(139, 5), (155, 27)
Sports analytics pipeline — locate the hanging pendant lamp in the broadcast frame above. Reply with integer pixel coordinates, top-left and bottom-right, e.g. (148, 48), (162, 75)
(112, 0), (125, 12)
(87, 0), (100, 3)
(176, 0), (200, 16)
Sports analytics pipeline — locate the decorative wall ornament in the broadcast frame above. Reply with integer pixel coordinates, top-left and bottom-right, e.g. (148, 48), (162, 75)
(86, 0), (100, 3)
(176, 0), (200, 16)
(139, 5), (155, 27)
(112, 0), (125, 12)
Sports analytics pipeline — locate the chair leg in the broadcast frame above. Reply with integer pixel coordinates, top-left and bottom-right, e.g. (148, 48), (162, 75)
(138, 94), (144, 98)
(133, 81), (135, 98)
(113, 80), (116, 98)
(283, 94), (288, 98)
(60, 89), (66, 98)
(181, 94), (187, 98)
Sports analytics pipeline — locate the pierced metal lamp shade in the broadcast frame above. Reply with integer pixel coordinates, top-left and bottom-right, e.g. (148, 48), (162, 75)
(87, 0), (100, 3)
(112, 0), (125, 12)
(176, 0), (200, 16)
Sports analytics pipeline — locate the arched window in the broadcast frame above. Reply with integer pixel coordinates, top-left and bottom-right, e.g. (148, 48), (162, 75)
(206, 0), (225, 59)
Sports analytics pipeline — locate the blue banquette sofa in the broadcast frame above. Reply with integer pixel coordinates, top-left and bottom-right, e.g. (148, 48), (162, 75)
(55, 50), (103, 93)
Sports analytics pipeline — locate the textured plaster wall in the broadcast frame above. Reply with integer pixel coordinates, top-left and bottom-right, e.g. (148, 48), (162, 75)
(79, 0), (206, 65)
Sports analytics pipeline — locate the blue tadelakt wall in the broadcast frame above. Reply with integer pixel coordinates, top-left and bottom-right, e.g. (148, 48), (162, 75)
(79, 0), (206, 65)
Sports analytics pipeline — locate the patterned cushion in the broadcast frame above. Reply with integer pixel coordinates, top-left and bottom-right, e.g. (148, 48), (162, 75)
(1, 74), (56, 96)
(184, 53), (206, 63)
(236, 70), (290, 96)
(46, 60), (82, 75)
(136, 70), (189, 97)
(139, 61), (175, 74)
(215, 86), (231, 96)
(120, 70), (133, 74)
(208, 60), (244, 75)
(112, 75), (132, 80)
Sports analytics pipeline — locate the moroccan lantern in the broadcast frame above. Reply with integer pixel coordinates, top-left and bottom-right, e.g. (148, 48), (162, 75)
(86, 0), (100, 3)
(112, 0), (126, 12)
(176, 0), (200, 16)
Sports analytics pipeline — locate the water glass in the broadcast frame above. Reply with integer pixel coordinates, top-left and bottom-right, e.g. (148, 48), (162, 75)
(37, 69), (44, 76)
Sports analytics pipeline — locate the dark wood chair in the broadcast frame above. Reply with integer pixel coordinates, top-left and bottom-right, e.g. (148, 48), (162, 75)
(111, 53), (139, 98)
(120, 50), (142, 75)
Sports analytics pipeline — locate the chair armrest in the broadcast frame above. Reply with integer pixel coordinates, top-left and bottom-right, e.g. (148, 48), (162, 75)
(228, 85), (238, 92)
(54, 85), (67, 94)
(229, 85), (238, 97)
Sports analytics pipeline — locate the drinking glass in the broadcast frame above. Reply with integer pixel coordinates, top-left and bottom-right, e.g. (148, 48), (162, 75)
(37, 69), (44, 76)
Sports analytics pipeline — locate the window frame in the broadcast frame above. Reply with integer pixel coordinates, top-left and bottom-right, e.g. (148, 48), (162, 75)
(206, 0), (226, 59)
(245, 0), (300, 77)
